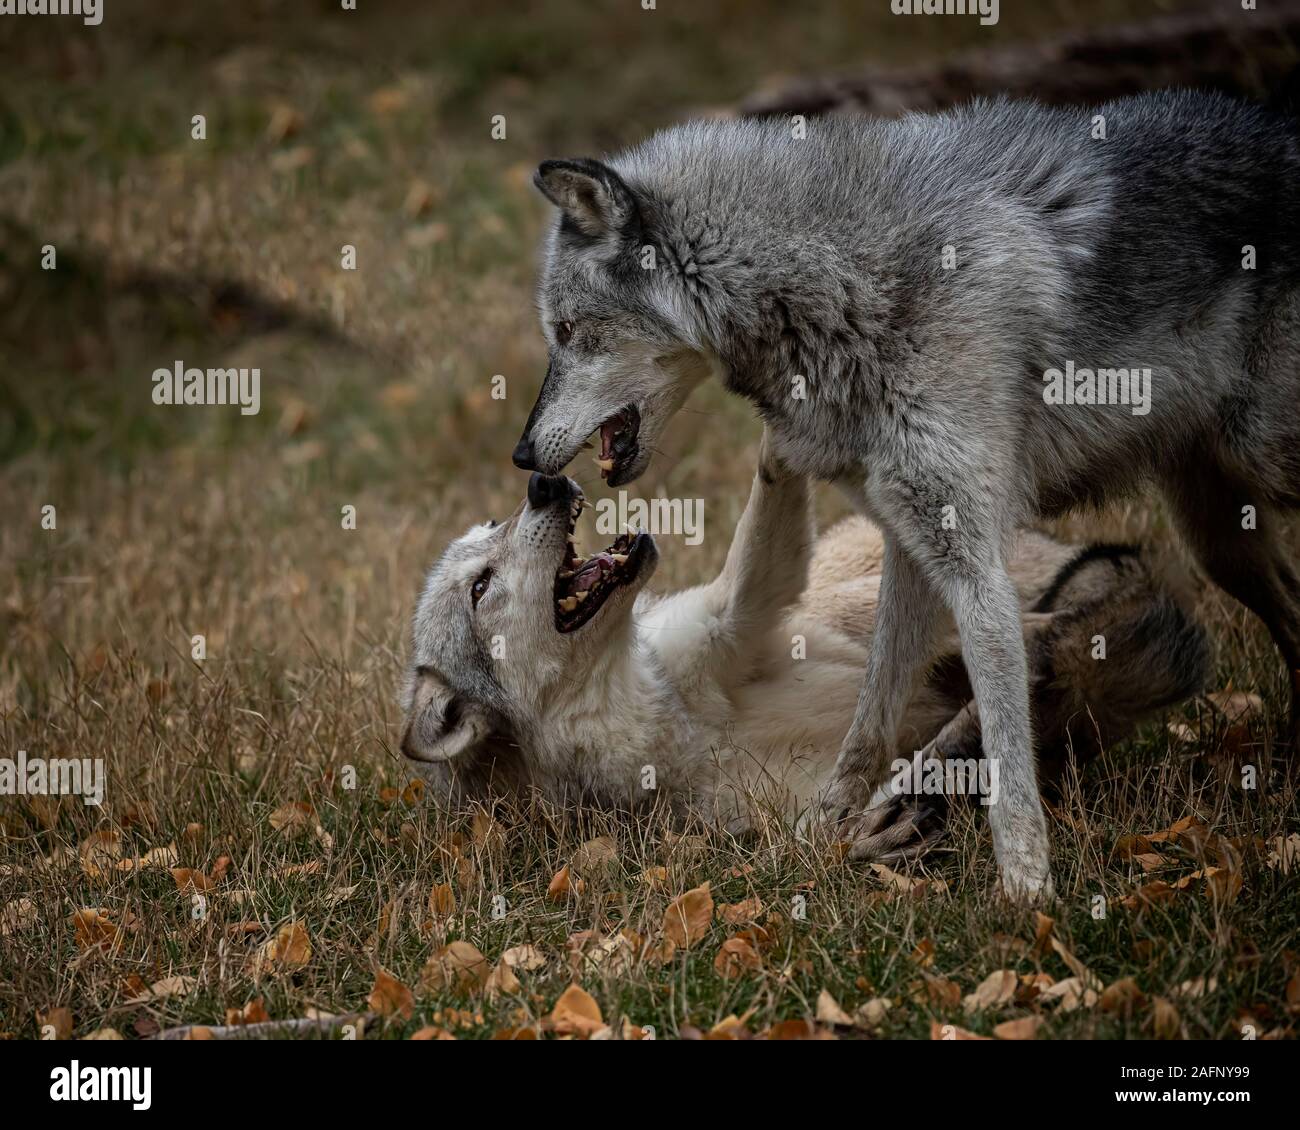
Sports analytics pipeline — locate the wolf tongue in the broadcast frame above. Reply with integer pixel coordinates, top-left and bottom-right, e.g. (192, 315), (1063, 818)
(573, 555), (611, 590)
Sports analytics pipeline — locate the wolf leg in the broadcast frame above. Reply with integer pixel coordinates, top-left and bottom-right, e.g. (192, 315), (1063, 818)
(1165, 457), (1300, 760)
(817, 536), (945, 822)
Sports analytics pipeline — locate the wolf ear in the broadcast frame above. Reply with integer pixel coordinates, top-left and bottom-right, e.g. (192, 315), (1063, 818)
(400, 668), (492, 764)
(534, 158), (640, 241)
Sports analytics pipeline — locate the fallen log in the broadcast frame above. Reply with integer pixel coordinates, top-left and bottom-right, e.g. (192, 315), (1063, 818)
(739, 2), (1300, 118)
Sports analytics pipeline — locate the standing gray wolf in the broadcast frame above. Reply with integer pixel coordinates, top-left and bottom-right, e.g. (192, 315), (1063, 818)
(510, 91), (1300, 898)
(401, 436), (1207, 848)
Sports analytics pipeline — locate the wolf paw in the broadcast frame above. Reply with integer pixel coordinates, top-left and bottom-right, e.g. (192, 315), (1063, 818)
(996, 861), (1055, 905)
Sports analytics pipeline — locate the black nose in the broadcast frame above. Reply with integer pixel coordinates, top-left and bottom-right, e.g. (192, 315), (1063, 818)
(512, 435), (537, 470)
(527, 472), (571, 510)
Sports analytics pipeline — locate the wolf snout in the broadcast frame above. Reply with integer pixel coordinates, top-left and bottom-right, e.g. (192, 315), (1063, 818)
(526, 471), (576, 510)
(511, 434), (536, 470)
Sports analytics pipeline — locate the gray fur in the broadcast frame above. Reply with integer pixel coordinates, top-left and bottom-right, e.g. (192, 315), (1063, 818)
(402, 435), (1209, 861)
(517, 91), (1300, 898)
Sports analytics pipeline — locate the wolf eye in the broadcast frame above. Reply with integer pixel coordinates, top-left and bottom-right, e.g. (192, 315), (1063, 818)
(555, 321), (573, 346)
(471, 569), (492, 606)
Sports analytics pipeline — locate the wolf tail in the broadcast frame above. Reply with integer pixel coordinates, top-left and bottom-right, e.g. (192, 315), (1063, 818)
(1027, 543), (1212, 788)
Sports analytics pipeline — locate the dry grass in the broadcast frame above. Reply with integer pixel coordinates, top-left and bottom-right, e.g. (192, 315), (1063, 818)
(1, 0), (1297, 1040)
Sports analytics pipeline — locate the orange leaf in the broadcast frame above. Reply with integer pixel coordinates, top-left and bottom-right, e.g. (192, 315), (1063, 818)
(663, 883), (713, 948)
(369, 968), (415, 1019)
(549, 984), (604, 1038)
(714, 936), (762, 979)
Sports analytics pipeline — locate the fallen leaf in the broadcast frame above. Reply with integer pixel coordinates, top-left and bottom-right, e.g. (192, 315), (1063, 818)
(815, 989), (855, 1027)
(1266, 833), (1300, 874)
(486, 962), (521, 996)
(1040, 977), (1098, 1012)
(993, 1016), (1040, 1040)
(920, 973), (963, 1008)
(224, 999), (271, 1026)
(714, 936), (762, 979)
(549, 984), (604, 1038)
(254, 922), (312, 974)
(428, 883), (456, 917)
(1, 897), (38, 937)
(1099, 977), (1147, 1016)
(663, 883), (713, 948)
(1031, 911), (1054, 956)
(546, 865), (573, 901)
(369, 968), (415, 1019)
(78, 829), (122, 879)
(868, 862), (947, 897)
(268, 801), (316, 836)
(718, 896), (764, 925)
(170, 868), (211, 892)
(704, 1014), (754, 1040)
(82, 1028), (123, 1041)
(854, 997), (892, 1029)
(125, 976), (195, 1004)
(410, 1026), (456, 1040)
(420, 941), (490, 993)
(764, 1019), (837, 1040)
(70, 908), (121, 953)
(963, 970), (1017, 1013)
(501, 944), (547, 972)
(571, 835), (618, 873)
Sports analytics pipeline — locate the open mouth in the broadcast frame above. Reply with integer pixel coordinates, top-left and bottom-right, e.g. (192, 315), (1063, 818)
(553, 488), (652, 633)
(592, 404), (640, 483)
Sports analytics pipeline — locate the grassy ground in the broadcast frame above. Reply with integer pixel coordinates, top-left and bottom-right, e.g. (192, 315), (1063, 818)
(1, 0), (1297, 1040)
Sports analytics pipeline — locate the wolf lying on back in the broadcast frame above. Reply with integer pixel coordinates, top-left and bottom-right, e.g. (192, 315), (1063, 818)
(511, 91), (1300, 896)
(401, 437), (1208, 848)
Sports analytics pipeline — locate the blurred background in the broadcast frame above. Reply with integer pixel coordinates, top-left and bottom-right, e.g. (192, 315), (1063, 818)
(2, 0), (1298, 763)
